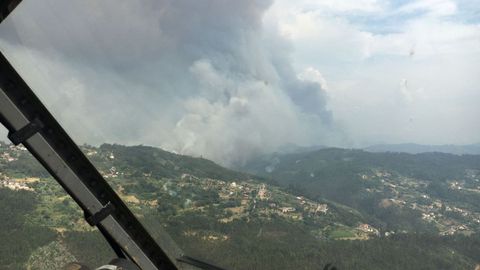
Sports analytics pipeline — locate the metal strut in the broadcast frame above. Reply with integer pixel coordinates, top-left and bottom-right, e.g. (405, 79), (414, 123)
(0, 0), (21, 23)
(0, 2), (226, 269)
(0, 1), (177, 268)
(0, 52), (177, 270)
(8, 118), (44, 145)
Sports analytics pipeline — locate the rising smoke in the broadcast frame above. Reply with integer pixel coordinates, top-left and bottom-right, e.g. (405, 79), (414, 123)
(0, 0), (338, 166)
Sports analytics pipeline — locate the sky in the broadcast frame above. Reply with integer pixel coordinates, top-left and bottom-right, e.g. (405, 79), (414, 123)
(0, 0), (479, 166)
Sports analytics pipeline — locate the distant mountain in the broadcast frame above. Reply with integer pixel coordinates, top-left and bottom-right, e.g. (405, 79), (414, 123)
(365, 143), (480, 155)
(276, 143), (327, 154)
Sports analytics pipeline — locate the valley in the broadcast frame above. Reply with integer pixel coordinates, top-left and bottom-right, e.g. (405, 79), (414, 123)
(1, 142), (480, 269)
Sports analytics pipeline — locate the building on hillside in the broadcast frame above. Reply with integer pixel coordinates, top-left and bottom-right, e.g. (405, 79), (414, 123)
(315, 204), (328, 214)
(257, 184), (268, 200)
(358, 223), (379, 236)
(281, 207), (296, 213)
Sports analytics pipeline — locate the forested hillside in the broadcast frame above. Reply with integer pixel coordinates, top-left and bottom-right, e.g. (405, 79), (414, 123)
(1, 143), (480, 269)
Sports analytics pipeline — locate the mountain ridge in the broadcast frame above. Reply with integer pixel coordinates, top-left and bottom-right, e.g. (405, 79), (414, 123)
(2, 143), (480, 269)
(364, 143), (480, 155)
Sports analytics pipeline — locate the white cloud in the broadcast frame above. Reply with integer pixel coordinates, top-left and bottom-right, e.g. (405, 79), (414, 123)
(265, 0), (480, 146)
(397, 0), (458, 17)
(270, 0), (385, 15)
(298, 67), (329, 90)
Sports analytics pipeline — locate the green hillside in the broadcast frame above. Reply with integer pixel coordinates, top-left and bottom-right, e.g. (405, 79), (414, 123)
(242, 148), (480, 230)
(1, 143), (480, 269)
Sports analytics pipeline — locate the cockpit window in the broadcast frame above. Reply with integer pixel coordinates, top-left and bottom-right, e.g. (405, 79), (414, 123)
(1, 0), (479, 269)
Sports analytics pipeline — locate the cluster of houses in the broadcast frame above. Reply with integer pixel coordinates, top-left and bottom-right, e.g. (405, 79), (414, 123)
(102, 166), (121, 179)
(0, 174), (34, 192)
(361, 169), (480, 236)
(440, 224), (469, 236)
(357, 223), (380, 236)
(1, 152), (17, 162)
(178, 174), (331, 222)
(0, 143), (28, 162)
(450, 181), (463, 190)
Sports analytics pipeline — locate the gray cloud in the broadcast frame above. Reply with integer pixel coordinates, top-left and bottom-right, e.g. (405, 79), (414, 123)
(0, 0), (338, 166)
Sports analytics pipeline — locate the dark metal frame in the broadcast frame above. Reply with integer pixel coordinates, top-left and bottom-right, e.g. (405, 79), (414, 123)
(0, 30), (177, 270)
(0, 0), (21, 22)
(0, 1), (226, 270)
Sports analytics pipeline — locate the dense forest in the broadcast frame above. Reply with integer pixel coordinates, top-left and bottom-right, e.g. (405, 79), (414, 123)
(0, 189), (56, 269)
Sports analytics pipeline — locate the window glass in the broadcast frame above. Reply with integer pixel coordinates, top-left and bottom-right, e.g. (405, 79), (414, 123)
(1, 1), (479, 269)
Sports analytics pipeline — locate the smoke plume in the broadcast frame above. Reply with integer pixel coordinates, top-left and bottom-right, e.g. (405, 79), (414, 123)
(0, 0), (336, 166)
